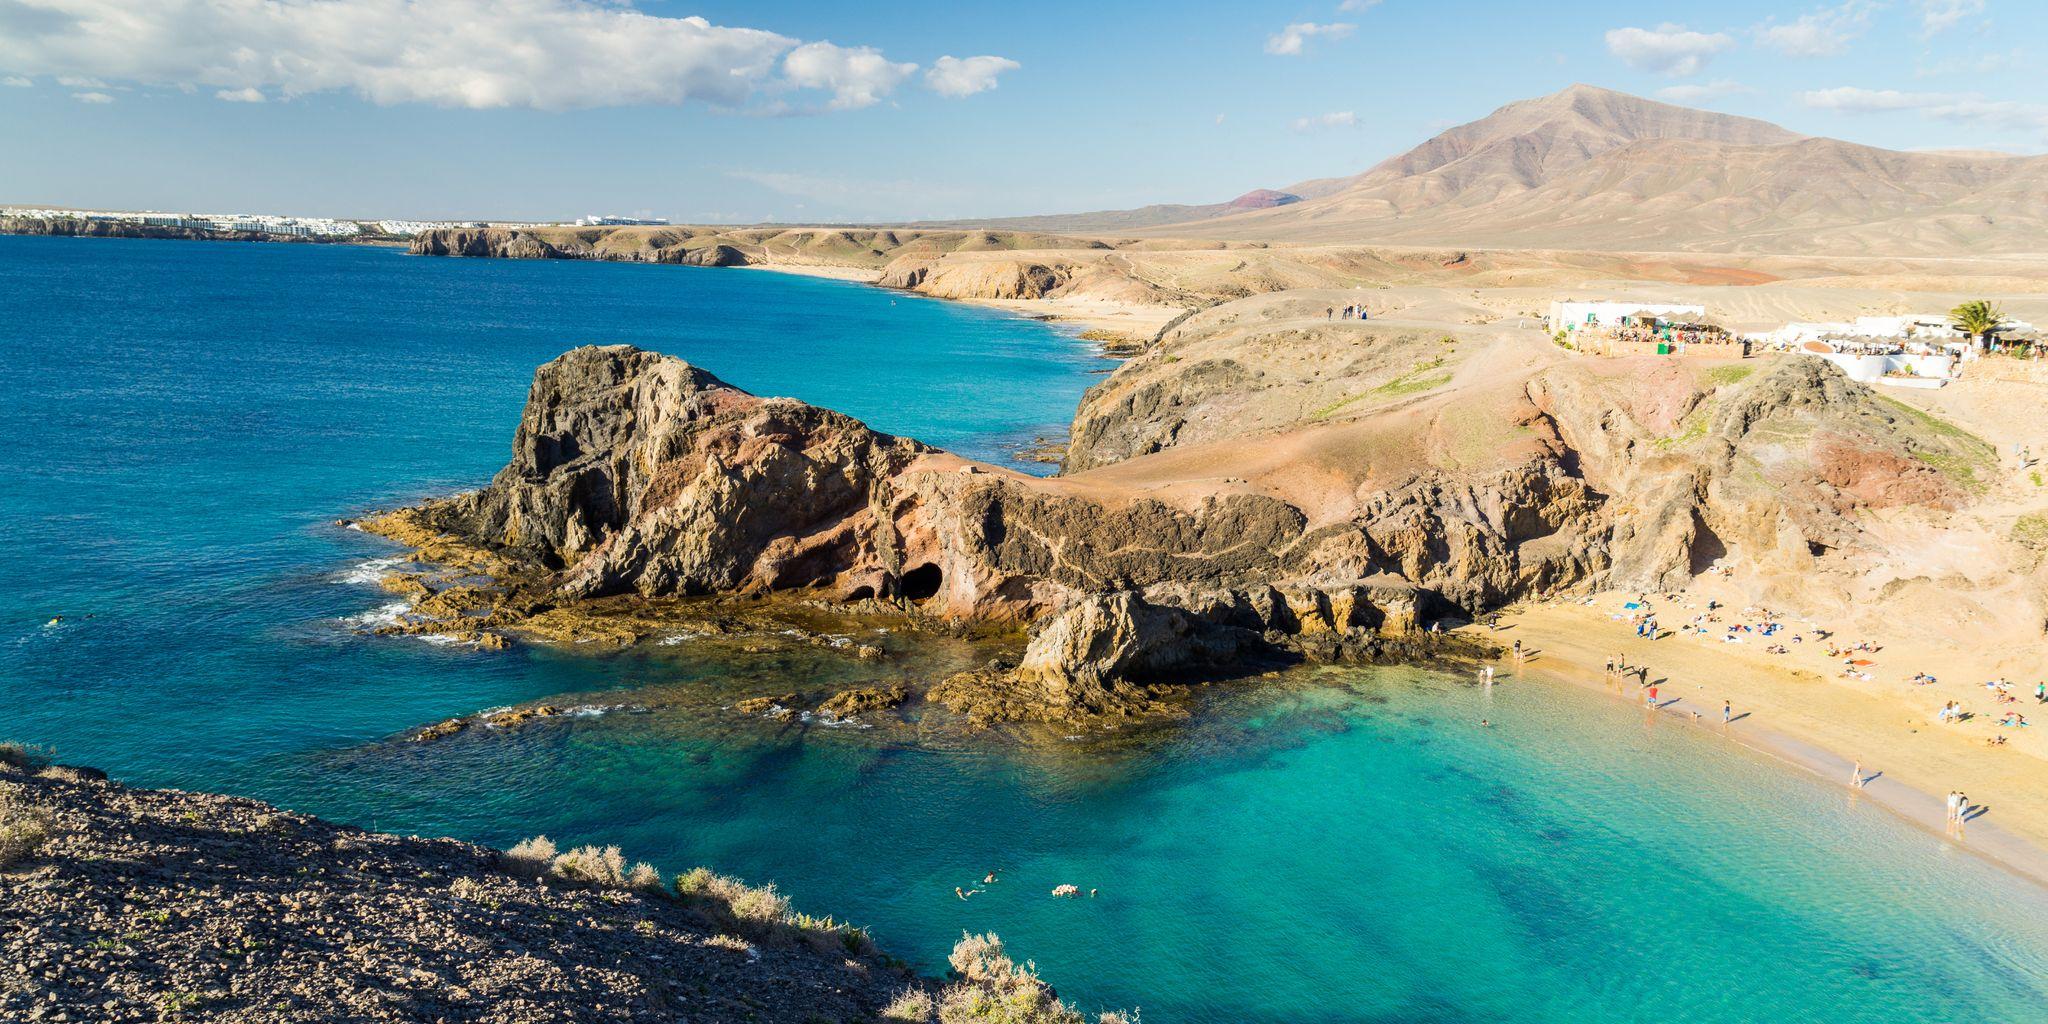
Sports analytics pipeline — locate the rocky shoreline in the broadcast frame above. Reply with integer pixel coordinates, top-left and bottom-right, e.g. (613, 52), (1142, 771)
(352, 343), (1505, 725)
(0, 745), (1124, 1023)
(349, 272), (2008, 730)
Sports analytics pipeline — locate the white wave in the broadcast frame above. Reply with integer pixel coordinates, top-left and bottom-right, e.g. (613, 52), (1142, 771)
(347, 601), (410, 629)
(334, 556), (410, 586)
(567, 703), (647, 719)
(799, 711), (872, 730)
(657, 631), (703, 646)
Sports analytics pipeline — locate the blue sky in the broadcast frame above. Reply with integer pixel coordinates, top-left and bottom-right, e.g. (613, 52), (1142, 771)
(0, 1), (2040, 222)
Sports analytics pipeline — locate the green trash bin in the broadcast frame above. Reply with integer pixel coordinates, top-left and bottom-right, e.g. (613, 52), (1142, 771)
(1657, 342), (1670, 355)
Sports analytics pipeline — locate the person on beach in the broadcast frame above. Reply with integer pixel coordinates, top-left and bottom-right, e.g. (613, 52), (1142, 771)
(1646, 685), (1659, 706)
(1851, 760), (1862, 788)
(2037, 681), (2046, 704)
(1722, 700), (1732, 727)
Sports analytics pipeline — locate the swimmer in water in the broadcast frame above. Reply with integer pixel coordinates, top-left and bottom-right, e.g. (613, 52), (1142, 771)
(983, 872), (998, 885)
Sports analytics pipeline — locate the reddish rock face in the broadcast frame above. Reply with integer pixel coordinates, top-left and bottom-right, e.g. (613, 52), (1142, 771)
(1225, 189), (1302, 210)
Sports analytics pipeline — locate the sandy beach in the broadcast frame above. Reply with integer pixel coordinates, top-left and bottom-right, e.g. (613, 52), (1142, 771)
(1487, 591), (2048, 887)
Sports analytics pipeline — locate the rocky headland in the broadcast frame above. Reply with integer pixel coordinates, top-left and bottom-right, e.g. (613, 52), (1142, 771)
(356, 282), (2015, 726)
(0, 746), (1122, 1024)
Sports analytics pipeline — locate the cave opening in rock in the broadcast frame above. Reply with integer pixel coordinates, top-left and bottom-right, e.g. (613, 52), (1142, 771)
(844, 585), (875, 602)
(1688, 513), (1730, 575)
(899, 563), (943, 602)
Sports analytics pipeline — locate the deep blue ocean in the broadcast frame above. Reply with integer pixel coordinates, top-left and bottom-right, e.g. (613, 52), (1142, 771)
(4, 235), (2046, 1023)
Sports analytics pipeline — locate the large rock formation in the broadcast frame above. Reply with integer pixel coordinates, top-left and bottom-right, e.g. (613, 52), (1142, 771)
(378, 287), (1999, 721)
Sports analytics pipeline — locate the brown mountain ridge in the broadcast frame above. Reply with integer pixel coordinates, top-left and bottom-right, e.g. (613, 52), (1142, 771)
(987, 84), (2048, 256)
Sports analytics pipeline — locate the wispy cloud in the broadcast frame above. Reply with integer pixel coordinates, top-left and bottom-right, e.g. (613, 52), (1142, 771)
(726, 169), (977, 210)
(1604, 24), (1735, 77)
(1265, 22), (1356, 56)
(1290, 110), (1359, 133)
(1802, 86), (2048, 138)
(1337, 0), (1383, 11)
(0, 0), (1000, 114)
(215, 87), (265, 104)
(1917, 0), (1987, 36)
(1656, 80), (1753, 103)
(71, 90), (113, 104)
(1754, 1), (1877, 58)
(1914, 49), (2023, 78)
(2, 75), (30, 87)
(924, 55), (1020, 98)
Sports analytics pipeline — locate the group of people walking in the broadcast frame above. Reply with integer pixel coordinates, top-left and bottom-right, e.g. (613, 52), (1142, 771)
(1324, 304), (1369, 321)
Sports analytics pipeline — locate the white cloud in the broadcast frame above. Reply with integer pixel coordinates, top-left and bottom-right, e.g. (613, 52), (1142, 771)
(924, 55), (1019, 98)
(1802, 86), (2048, 137)
(781, 41), (917, 110)
(0, 0), (933, 112)
(1754, 1), (1876, 58)
(1656, 80), (1753, 103)
(1265, 22), (1355, 56)
(215, 87), (264, 103)
(1337, 0), (1382, 10)
(2, 74), (30, 87)
(1918, 0), (1986, 35)
(1604, 24), (1735, 77)
(70, 89), (110, 103)
(1290, 110), (1358, 133)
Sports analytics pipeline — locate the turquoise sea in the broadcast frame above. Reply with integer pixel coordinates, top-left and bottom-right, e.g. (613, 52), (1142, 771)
(4, 234), (2047, 1022)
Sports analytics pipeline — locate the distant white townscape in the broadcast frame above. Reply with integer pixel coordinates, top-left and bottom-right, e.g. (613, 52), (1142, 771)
(574, 214), (669, 226)
(376, 220), (487, 236)
(3, 205), (367, 237)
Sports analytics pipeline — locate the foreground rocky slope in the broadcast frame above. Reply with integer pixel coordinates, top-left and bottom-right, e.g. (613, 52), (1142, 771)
(1, 748), (1121, 1023)
(0, 754), (908, 1022)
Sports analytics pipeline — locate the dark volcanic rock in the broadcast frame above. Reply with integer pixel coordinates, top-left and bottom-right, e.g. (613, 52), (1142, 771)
(0, 758), (918, 1023)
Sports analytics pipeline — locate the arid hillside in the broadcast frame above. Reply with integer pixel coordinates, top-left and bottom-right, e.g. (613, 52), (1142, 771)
(1021, 85), (2048, 256)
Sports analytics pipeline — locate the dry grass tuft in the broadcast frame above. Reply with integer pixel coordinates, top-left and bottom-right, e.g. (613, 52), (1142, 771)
(501, 835), (557, 878)
(0, 743), (54, 772)
(0, 782), (55, 869)
(674, 866), (875, 954)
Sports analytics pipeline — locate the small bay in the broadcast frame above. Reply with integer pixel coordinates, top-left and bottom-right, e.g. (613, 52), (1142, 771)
(3, 235), (2045, 1023)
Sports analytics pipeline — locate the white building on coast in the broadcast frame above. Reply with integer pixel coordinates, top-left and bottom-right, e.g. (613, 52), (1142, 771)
(1546, 301), (1707, 333)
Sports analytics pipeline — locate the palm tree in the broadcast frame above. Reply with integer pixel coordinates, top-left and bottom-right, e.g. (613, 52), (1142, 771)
(1951, 300), (2009, 350)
